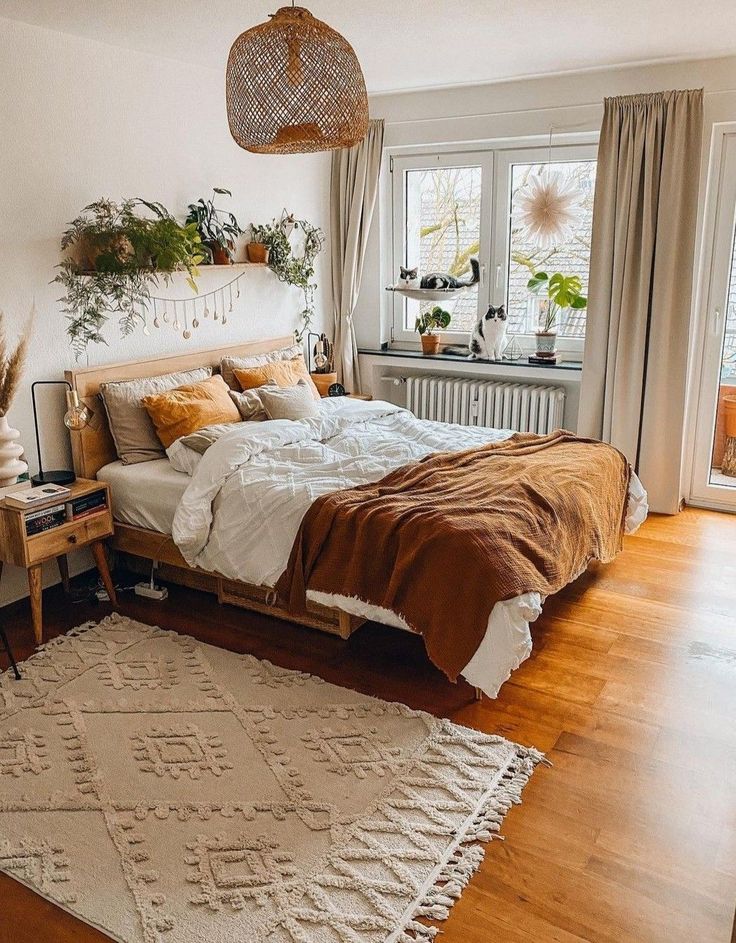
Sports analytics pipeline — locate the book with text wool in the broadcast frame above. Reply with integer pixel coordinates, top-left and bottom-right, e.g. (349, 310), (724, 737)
(25, 503), (67, 536)
(5, 482), (71, 509)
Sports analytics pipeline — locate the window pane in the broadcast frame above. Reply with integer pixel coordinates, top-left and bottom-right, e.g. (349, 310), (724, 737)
(404, 165), (482, 333)
(722, 233), (736, 381)
(507, 160), (596, 338)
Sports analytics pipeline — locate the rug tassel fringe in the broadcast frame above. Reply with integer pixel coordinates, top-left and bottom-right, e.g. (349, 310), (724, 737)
(400, 746), (546, 941)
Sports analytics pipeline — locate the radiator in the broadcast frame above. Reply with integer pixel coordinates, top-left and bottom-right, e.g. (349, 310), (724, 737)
(405, 374), (565, 434)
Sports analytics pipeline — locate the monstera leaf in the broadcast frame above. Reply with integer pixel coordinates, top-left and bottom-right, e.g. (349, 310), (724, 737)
(527, 272), (587, 310)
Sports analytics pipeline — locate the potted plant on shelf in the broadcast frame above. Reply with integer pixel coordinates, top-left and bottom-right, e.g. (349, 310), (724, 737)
(185, 188), (243, 264)
(55, 198), (205, 357)
(415, 306), (451, 354)
(527, 271), (587, 360)
(247, 225), (271, 264)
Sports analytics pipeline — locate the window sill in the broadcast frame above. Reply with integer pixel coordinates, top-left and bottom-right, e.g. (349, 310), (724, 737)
(358, 346), (582, 374)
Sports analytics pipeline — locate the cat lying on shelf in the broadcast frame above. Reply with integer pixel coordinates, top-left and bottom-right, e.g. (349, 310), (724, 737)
(469, 304), (507, 360)
(397, 257), (480, 290)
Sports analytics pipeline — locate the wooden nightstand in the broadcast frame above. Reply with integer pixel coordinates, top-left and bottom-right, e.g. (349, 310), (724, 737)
(0, 479), (117, 645)
(346, 393), (373, 401)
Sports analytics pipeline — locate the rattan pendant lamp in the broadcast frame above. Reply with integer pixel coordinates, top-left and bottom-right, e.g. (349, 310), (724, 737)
(226, 3), (369, 154)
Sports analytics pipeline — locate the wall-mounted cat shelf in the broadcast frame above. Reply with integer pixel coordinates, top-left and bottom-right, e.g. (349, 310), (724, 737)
(385, 285), (473, 302)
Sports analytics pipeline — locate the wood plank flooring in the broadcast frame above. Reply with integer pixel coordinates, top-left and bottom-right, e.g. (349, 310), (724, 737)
(1, 507), (735, 942)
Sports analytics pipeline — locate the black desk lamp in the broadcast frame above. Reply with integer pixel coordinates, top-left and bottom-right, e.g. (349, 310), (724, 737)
(31, 380), (91, 485)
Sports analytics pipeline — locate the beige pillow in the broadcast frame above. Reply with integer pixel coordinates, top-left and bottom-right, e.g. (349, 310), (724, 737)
(100, 366), (212, 464)
(228, 384), (274, 422)
(141, 375), (240, 449)
(220, 344), (302, 390)
(259, 380), (320, 420)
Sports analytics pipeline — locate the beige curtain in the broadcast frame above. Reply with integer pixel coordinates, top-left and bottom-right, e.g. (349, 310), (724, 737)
(330, 118), (384, 390)
(579, 89), (703, 514)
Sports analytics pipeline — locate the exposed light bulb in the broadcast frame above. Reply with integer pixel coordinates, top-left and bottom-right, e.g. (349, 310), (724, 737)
(63, 390), (91, 431)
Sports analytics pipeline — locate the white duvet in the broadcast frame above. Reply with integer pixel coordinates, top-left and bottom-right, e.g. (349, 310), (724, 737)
(171, 397), (648, 697)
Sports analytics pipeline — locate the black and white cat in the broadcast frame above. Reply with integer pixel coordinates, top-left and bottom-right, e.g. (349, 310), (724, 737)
(397, 257), (480, 290)
(397, 266), (419, 288)
(469, 304), (507, 360)
(420, 257), (480, 290)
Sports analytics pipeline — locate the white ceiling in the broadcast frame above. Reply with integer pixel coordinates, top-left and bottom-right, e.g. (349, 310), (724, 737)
(3, 0), (735, 93)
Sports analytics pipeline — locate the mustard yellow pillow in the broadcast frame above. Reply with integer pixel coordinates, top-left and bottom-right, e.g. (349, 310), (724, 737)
(141, 375), (240, 448)
(233, 355), (320, 400)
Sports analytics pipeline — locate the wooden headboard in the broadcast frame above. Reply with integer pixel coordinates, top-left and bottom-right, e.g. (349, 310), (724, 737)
(65, 335), (296, 479)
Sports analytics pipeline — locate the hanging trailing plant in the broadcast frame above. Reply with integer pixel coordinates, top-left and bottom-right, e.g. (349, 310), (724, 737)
(55, 198), (205, 358)
(250, 211), (324, 340)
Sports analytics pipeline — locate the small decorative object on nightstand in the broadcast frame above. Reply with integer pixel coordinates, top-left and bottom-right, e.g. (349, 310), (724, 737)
(31, 380), (92, 486)
(0, 478), (117, 645)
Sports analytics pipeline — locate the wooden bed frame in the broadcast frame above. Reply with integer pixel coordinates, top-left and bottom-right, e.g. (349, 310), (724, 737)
(65, 336), (362, 640)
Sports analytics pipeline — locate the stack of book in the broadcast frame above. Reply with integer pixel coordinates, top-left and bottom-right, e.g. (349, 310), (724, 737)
(66, 490), (107, 522)
(8, 485), (109, 538)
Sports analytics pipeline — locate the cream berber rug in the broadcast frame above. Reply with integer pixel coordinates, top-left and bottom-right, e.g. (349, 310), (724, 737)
(0, 615), (542, 942)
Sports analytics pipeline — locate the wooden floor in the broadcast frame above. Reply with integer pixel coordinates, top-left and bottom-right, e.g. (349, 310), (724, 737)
(1, 507), (735, 943)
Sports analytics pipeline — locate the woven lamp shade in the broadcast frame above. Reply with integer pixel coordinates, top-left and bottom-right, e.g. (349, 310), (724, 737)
(226, 6), (369, 155)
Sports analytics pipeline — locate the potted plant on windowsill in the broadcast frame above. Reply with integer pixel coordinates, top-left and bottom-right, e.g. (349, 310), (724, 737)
(186, 188), (243, 264)
(415, 306), (451, 355)
(527, 271), (587, 360)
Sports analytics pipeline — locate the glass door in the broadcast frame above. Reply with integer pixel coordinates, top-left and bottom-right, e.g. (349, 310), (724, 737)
(690, 129), (736, 510)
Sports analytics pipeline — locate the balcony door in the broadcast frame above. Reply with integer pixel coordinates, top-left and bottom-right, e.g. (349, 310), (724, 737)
(689, 127), (736, 510)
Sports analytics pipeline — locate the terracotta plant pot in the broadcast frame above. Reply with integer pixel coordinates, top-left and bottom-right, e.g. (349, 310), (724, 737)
(246, 242), (270, 264)
(310, 372), (337, 397)
(535, 330), (557, 359)
(420, 334), (441, 355)
(210, 243), (233, 265)
(724, 395), (736, 438)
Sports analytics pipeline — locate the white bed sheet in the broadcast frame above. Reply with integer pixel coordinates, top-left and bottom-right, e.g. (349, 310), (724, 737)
(98, 458), (189, 534)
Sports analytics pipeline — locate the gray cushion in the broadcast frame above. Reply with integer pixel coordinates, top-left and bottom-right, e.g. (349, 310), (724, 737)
(100, 366), (212, 464)
(259, 379), (320, 421)
(220, 343), (302, 390)
(228, 385), (274, 422)
(177, 423), (237, 455)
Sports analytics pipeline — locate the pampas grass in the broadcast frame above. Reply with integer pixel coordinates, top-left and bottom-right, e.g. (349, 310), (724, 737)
(0, 307), (33, 417)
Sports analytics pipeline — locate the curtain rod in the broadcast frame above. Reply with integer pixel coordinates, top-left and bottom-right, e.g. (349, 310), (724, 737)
(383, 87), (736, 127)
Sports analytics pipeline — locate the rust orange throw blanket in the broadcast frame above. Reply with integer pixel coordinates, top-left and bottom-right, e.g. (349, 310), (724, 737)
(276, 431), (632, 681)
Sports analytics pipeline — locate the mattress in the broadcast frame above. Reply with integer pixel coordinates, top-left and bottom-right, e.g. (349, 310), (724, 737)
(97, 458), (189, 534)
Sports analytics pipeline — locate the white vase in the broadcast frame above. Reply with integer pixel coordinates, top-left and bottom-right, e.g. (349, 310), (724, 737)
(0, 415), (28, 487)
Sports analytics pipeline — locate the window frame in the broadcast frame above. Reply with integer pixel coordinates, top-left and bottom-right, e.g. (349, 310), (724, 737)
(389, 139), (598, 359)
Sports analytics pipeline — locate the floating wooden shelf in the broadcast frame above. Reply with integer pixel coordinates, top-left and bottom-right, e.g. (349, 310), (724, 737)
(197, 262), (268, 270)
(76, 262), (268, 276)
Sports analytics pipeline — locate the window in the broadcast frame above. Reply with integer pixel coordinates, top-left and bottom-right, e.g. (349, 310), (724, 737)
(404, 163), (483, 333)
(390, 142), (597, 356)
(507, 160), (596, 339)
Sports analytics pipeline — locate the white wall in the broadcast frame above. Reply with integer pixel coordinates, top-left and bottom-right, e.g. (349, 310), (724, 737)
(0, 17), (331, 605)
(355, 55), (736, 354)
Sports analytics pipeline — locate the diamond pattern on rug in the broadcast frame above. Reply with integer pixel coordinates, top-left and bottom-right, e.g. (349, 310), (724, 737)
(0, 615), (542, 943)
